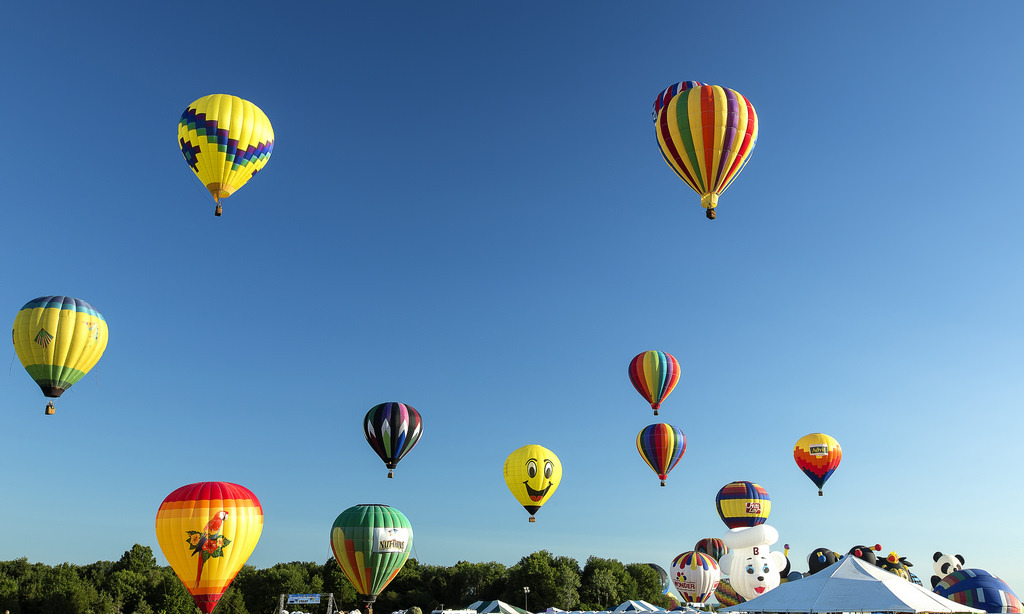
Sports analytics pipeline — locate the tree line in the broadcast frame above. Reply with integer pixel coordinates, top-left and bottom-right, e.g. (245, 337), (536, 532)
(0, 545), (675, 614)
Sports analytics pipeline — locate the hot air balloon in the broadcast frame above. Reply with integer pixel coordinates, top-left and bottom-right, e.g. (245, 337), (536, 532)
(179, 94), (274, 216)
(155, 482), (263, 614)
(935, 569), (1023, 613)
(636, 423), (686, 487)
(671, 551), (721, 605)
(793, 433), (842, 496)
(653, 83), (758, 219)
(503, 444), (561, 522)
(714, 578), (745, 607)
(646, 563), (671, 594)
(330, 504), (413, 614)
(694, 537), (729, 562)
(652, 81), (704, 120)
(715, 481), (771, 529)
(363, 402), (423, 478)
(12, 296), (108, 415)
(628, 350), (681, 415)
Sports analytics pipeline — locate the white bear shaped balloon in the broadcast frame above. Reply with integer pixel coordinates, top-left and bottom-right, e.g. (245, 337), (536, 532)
(718, 525), (788, 601)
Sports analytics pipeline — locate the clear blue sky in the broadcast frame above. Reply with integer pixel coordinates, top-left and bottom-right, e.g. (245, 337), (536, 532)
(2, 0), (1022, 604)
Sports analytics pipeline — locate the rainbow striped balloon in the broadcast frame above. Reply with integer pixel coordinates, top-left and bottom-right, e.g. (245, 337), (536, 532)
(715, 481), (771, 528)
(628, 350), (681, 415)
(654, 83), (758, 219)
(636, 423), (686, 486)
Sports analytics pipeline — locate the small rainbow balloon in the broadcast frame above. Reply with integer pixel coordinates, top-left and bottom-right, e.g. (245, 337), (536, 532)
(715, 481), (770, 529)
(636, 423), (686, 487)
(628, 350), (681, 415)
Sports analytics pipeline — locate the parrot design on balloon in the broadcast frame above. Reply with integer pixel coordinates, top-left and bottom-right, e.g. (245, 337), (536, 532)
(191, 511), (228, 588)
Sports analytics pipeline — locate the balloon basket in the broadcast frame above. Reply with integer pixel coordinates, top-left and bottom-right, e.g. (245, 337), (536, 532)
(818, 490), (823, 496)
(387, 470), (394, 479)
(706, 208), (716, 220)
(45, 401), (55, 416)
(215, 204), (222, 216)
(528, 517), (536, 523)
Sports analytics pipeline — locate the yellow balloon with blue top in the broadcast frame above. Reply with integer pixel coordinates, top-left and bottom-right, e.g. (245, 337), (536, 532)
(12, 296), (108, 415)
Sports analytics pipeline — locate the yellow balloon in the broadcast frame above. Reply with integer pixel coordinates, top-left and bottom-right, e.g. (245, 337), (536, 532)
(503, 444), (562, 522)
(12, 296), (108, 414)
(178, 94), (274, 216)
(155, 482), (263, 614)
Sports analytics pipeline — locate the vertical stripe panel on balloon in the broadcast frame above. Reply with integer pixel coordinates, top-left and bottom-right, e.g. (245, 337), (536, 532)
(681, 90), (707, 193)
(658, 98), (700, 194)
(713, 89), (740, 193)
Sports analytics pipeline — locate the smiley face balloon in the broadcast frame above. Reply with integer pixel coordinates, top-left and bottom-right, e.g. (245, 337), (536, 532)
(503, 444), (561, 522)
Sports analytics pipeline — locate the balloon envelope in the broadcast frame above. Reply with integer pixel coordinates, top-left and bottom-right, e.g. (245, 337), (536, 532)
(330, 504), (413, 607)
(636, 423), (686, 486)
(715, 481), (771, 529)
(654, 84), (758, 219)
(155, 482), (263, 614)
(628, 350), (681, 414)
(672, 551), (721, 605)
(793, 433), (842, 495)
(714, 577), (745, 607)
(13, 296), (108, 407)
(694, 537), (729, 562)
(178, 94), (274, 215)
(652, 81), (704, 120)
(363, 402), (423, 478)
(503, 444), (562, 522)
(935, 569), (1023, 613)
(646, 563), (670, 594)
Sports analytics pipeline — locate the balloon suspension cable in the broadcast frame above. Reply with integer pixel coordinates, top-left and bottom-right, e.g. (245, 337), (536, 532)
(45, 401), (55, 416)
(706, 208), (717, 220)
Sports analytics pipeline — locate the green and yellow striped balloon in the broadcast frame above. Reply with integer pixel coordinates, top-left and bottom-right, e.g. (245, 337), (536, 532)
(13, 296), (108, 414)
(330, 504), (413, 613)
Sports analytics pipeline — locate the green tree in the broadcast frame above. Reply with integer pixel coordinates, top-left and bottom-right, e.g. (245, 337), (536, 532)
(624, 564), (667, 606)
(580, 557), (635, 610)
(552, 558), (581, 610)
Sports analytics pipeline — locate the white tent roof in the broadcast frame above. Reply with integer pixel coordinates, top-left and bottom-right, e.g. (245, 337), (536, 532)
(609, 601), (667, 613)
(466, 601), (531, 614)
(719, 557), (984, 614)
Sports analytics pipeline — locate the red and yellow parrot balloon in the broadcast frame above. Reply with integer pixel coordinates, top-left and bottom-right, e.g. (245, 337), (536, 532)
(155, 482), (263, 613)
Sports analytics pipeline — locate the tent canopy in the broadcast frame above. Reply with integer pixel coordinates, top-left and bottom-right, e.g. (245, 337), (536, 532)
(610, 601), (667, 613)
(719, 557), (985, 614)
(466, 600), (531, 614)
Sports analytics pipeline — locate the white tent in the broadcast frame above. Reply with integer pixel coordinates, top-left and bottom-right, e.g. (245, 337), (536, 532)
(609, 601), (667, 613)
(719, 557), (984, 614)
(466, 600), (532, 614)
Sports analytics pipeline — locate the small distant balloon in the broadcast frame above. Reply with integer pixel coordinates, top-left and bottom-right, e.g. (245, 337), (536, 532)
(793, 433), (842, 495)
(363, 402), (423, 478)
(636, 423), (686, 486)
(694, 537), (729, 562)
(628, 350), (681, 415)
(715, 481), (771, 529)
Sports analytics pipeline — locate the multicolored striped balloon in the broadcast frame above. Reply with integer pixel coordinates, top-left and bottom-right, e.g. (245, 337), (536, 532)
(793, 433), (842, 496)
(652, 81), (704, 120)
(653, 83), (758, 219)
(636, 423), (686, 487)
(12, 296), (109, 415)
(935, 569), (1023, 613)
(671, 551), (721, 605)
(363, 402), (423, 478)
(714, 578), (745, 607)
(694, 537), (729, 562)
(628, 350), (681, 415)
(330, 504), (413, 613)
(715, 481), (771, 528)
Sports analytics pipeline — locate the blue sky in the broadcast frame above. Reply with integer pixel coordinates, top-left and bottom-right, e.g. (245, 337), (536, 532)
(1, 0), (1023, 604)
